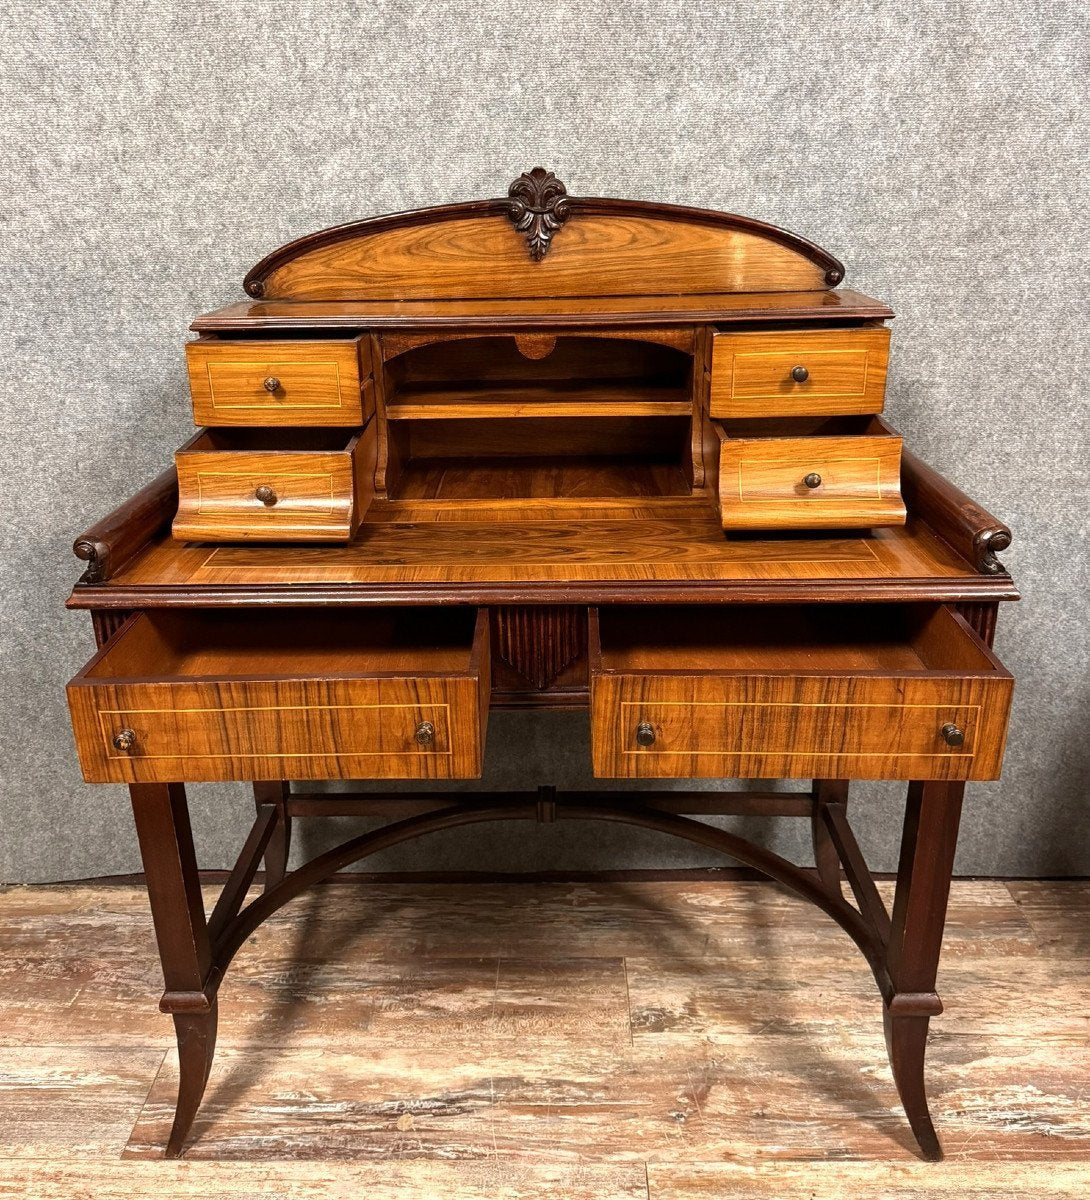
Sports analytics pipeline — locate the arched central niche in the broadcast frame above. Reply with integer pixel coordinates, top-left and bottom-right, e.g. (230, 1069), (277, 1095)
(380, 331), (698, 502)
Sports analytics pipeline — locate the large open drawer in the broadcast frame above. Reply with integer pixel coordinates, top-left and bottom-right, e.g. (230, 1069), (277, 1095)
(589, 604), (1012, 781)
(68, 608), (489, 784)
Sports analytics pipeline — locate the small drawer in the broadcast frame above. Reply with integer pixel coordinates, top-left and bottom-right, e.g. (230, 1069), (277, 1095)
(590, 605), (1013, 782)
(713, 415), (906, 531)
(67, 608), (490, 784)
(710, 327), (890, 418)
(172, 426), (375, 543)
(185, 337), (373, 427)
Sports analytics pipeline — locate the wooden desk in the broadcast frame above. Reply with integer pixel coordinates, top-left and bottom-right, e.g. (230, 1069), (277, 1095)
(66, 171), (1017, 1161)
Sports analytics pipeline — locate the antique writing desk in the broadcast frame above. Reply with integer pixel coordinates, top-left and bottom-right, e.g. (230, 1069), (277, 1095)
(66, 171), (1017, 1160)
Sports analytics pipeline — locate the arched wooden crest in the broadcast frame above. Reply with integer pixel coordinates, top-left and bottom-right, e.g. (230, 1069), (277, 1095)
(242, 169), (845, 302)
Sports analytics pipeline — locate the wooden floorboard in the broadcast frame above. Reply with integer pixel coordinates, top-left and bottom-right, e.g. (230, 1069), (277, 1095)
(0, 879), (1087, 1196)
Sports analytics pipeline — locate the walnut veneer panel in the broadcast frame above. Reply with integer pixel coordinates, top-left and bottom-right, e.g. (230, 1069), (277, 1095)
(590, 606), (1012, 781)
(172, 425), (374, 542)
(710, 328), (890, 418)
(104, 513), (977, 592)
(715, 417), (906, 530)
(67, 609), (489, 783)
(261, 216), (831, 302)
(185, 337), (371, 426)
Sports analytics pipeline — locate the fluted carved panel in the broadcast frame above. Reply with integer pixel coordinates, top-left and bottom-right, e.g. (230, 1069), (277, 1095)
(493, 606), (586, 691)
(91, 610), (132, 648)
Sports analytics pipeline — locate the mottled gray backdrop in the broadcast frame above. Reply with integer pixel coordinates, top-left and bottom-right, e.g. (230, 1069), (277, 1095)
(1, 2), (1086, 883)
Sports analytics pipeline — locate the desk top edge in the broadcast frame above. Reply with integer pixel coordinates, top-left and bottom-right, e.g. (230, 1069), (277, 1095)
(190, 289), (894, 331)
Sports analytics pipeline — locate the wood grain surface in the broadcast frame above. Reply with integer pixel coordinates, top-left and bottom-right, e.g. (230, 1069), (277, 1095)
(99, 513), (976, 589)
(185, 337), (370, 427)
(260, 214), (832, 301)
(710, 326), (891, 418)
(66, 609), (490, 783)
(191, 288), (894, 331)
(172, 426), (373, 543)
(589, 605), (1012, 781)
(713, 415), (906, 531)
(0, 879), (1085, 1197)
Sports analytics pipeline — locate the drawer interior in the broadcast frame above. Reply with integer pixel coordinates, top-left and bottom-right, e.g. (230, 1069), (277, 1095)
(85, 608), (484, 680)
(181, 429), (358, 454)
(716, 415), (892, 440)
(593, 604), (998, 675)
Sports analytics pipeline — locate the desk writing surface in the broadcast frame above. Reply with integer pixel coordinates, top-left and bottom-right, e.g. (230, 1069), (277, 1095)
(103, 505), (974, 591)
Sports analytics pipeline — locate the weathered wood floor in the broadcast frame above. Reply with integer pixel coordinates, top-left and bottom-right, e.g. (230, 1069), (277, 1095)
(0, 878), (1087, 1198)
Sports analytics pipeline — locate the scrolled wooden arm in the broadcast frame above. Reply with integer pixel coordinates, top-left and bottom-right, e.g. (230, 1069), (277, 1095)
(900, 449), (1012, 575)
(73, 466), (178, 583)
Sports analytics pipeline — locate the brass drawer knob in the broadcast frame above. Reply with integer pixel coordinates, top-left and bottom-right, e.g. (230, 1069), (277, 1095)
(803, 472), (822, 489)
(254, 485), (278, 506)
(262, 376), (281, 393)
(415, 720), (435, 746)
(941, 723), (965, 747)
(635, 722), (656, 747)
(112, 728), (137, 752)
(791, 365), (809, 382)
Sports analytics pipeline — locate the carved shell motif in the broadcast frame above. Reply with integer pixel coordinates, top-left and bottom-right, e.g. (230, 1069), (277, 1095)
(506, 168), (571, 261)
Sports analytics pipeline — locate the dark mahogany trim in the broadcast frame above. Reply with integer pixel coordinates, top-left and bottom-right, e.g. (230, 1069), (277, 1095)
(285, 788), (815, 820)
(72, 466), (178, 583)
(241, 191), (846, 298)
(505, 168), (571, 260)
(67, 574), (1021, 610)
(902, 450), (1012, 576)
(191, 295), (893, 332)
(211, 799), (882, 985)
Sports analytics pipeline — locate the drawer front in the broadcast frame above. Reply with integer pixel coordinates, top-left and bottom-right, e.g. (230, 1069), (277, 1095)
(710, 328), (890, 418)
(186, 338), (370, 426)
(592, 673), (1012, 782)
(717, 429), (906, 530)
(173, 439), (364, 542)
(68, 676), (486, 784)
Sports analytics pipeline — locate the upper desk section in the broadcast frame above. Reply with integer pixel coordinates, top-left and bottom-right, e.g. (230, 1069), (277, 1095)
(193, 168), (891, 331)
(71, 170), (1015, 604)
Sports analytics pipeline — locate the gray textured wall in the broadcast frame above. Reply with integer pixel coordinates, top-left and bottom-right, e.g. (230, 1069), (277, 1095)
(1, 2), (1087, 884)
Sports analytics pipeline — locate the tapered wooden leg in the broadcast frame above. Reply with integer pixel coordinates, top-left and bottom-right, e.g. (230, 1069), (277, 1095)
(129, 783), (217, 1158)
(168, 1003), (219, 1157)
(884, 779), (965, 1161)
(811, 779), (847, 896)
(254, 781), (291, 892)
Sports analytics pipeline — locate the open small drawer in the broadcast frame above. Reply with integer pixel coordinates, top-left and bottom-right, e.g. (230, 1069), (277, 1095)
(172, 425), (375, 543)
(68, 608), (490, 784)
(712, 415), (906, 531)
(589, 604), (1012, 781)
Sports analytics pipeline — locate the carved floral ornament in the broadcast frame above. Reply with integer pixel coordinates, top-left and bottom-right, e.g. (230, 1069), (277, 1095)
(505, 168), (571, 261)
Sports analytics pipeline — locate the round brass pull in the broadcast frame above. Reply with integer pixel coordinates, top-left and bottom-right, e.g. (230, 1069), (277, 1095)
(254, 485), (278, 506)
(635, 722), (656, 747)
(941, 723), (965, 747)
(112, 728), (137, 752)
(791, 365), (809, 382)
(803, 472), (822, 489)
(415, 720), (435, 747)
(262, 376), (281, 393)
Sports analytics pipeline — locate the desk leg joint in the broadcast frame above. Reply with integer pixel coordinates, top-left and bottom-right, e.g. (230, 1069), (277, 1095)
(254, 782), (291, 892)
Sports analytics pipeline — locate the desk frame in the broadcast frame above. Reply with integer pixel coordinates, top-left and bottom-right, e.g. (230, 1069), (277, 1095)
(126, 770), (964, 1160)
(70, 458), (1011, 1161)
